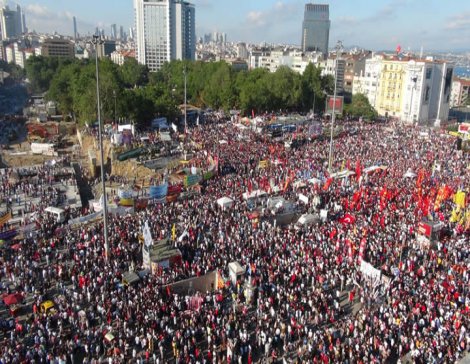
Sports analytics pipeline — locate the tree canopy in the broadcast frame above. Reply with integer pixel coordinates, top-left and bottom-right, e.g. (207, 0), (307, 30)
(25, 56), (352, 127)
(344, 93), (378, 120)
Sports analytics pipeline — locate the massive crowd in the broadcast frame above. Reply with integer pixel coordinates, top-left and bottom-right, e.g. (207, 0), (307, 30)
(0, 116), (469, 364)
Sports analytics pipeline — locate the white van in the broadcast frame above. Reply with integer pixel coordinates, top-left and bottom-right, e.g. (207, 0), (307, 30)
(44, 206), (66, 223)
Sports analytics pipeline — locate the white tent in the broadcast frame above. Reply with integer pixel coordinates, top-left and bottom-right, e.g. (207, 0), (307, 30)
(242, 189), (267, 200)
(217, 196), (234, 210)
(267, 196), (287, 211)
(308, 178), (321, 185)
(228, 261), (245, 285)
(297, 213), (316, 226)
(293, 180), (306, 189)
(330, 170), (355, 179)
(403, 170), (417, 178)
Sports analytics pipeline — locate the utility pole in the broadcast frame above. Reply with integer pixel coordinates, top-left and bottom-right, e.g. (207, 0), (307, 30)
(328, 40), (343, 173)
(92, 35), (110, 262)
(183, 65), (187, 134)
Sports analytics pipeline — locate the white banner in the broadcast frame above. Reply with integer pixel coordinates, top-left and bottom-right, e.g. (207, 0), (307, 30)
(360, 260), (381, 280)
(143, 221), (153, 247)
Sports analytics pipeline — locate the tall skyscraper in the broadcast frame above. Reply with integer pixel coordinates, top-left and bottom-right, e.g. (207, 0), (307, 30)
(73, 16), (77, 39)
(134, 0), (196, 72)
(110, 24), (117, 39)
(301, 3), (330, 57)
(119, 25), (124, 40)
(0, 4), (24, 40)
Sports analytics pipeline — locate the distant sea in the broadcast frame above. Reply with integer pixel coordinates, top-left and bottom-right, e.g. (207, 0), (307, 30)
(454, 66), (470, 78)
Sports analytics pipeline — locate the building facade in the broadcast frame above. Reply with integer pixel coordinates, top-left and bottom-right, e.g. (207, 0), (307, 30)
(319, 57), (346, 93)
(301, 3), (330, 57)
(134, 0), (195, 72)
(96, 40), (116, 59)
(367, 57), (454, 123)
(352, 55), (383, 109)
(451, 78), (470, 107)
(41, 38), (75, 58)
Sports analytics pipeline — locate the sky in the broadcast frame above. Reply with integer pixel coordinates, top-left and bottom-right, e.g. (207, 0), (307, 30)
(10, 0), (470, 52)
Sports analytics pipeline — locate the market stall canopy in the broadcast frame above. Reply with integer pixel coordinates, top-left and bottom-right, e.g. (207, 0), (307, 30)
(122, 271), (140, 285)
(267, 196), (288, 211)
(242, 190), (267, 200)
(217, 196), (234, 210)
(330, 170), (355, 179)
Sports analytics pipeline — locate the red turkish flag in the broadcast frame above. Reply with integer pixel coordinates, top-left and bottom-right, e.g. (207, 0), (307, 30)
(339, 213), (356, 225)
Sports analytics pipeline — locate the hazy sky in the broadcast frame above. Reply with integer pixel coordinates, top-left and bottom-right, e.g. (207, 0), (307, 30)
(15, 0), (470, 51)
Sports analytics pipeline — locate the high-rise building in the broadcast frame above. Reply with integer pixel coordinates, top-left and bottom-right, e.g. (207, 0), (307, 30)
(0, 4), (25, 41)
(119, 25), (124, 40)
(301, 3), (330, 57)
(111, 24), (117, 39)
(134, 0), (196, 72)
(73, 16), (78, 39)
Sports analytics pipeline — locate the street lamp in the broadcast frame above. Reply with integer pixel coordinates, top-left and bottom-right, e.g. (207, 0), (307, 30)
(92, 35), (110, 261)
(113, 90), (117, 123)
(328, 40), (343, 173)
(183, 65), (187, 134)
(409, 75), (418, 124)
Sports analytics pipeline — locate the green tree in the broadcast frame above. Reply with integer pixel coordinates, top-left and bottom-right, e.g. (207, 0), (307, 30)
(236, 68), (271, 114)
(344, 93), (378, 120)
(119, 58), (148, 88)
(201, 62), (235, 110)
(25, 56), (63, 93)
(269, 66), (301, 112)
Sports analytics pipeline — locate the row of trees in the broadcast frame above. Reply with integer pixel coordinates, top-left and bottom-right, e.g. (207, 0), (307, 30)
(24, 55), (376, 126)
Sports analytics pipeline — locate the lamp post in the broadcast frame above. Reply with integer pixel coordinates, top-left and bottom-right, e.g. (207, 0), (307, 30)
(312, 90), (316, 118)
(183, 65), (187, 134)
(409, 75), (418, 124)
(328, 40), (343, 173)
(92, 35), (110, 261)
(113, 90), (117, 123)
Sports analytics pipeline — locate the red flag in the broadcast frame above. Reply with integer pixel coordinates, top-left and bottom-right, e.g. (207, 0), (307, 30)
(247, 179), (253, 193)
(323, 177), (333, 191)
(355, 160), (362, 182)
(339, 213), (356, 225)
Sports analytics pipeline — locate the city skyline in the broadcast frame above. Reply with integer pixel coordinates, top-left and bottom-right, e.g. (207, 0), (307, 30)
(12, 0), (470, 51)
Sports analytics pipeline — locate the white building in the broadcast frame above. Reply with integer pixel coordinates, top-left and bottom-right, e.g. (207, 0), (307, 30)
(5, 44), (14, 63)
(319, 57), (346, 93)
(250, 48), (323, 74)
(352, 55), (383, 109)
(133, 0), (196, 72)
(450, 78), (470, 107)
(401, 59), (453, 124)
(110, 50), (136, 66)
(13, 42), (25, 68)
(236, 42), (248, 60)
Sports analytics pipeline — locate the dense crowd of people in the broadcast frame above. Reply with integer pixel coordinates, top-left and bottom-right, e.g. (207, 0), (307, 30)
(0, 116), (468, 363)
